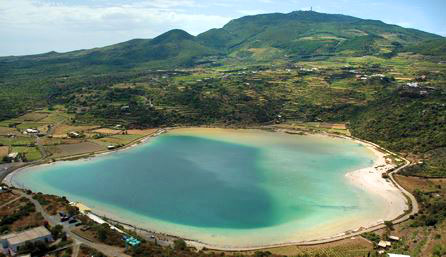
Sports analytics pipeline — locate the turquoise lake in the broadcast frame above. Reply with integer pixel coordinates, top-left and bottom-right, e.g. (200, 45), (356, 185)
(11, 128), (387, 248)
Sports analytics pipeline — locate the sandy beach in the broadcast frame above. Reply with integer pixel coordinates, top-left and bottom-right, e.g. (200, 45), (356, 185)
(3, 128), (412, 250)
(344, 143), (409, 224)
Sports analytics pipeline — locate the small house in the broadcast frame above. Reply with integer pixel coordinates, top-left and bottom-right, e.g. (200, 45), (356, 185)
(406, 82), (419, 88)
(68, 131), (81, 138)
(7, 152), (21, 162)
(25, 128), (39, 134)
(7, 153), (19, 159)
(378, 240), (391, 248)
(387, 254), (411, 257)
(1, 226), (53, 255)
(388, 235), (400, 241)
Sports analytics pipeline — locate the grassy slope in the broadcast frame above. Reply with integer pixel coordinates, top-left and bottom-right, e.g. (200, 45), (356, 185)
(404, 38), (446, 57)
(197, 11), (441, 59)
(0, 29), (217, 77)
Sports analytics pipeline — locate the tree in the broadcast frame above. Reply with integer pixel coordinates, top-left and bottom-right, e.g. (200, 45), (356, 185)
(254, 251), (272, 257)
(384, 220), (394, 230)
(173, 239), (187, 251)
(66, 205), (79, 217)
(51, 224), (64, 239)
(96, 224), (109, 242)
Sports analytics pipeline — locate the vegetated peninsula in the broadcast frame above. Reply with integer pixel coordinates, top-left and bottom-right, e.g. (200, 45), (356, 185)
(0, 10), (445, 257)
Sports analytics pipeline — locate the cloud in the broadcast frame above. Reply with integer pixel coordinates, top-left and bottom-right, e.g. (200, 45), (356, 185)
(1, 0), (230, 32)
(0, 0), (232, 55)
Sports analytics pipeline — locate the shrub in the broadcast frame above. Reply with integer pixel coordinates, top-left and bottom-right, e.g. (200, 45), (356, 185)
(173, 239), (187, 251)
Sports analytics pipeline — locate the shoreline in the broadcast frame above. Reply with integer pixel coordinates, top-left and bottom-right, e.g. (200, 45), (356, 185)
(3, 128), (168, 187)
(2, 126), (415, 251)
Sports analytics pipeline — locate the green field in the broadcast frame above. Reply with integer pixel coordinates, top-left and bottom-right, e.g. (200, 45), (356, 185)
(11, 146), (42, 161)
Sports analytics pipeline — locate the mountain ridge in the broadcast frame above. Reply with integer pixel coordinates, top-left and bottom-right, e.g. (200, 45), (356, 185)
(0, 11), (443, 77)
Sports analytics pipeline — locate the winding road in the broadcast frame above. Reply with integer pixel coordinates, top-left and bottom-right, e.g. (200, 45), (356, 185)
(15, 190), (130, 257)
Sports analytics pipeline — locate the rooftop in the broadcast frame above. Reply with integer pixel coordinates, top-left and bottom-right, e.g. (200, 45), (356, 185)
(7, 152), (19, 158)
(1, 226), (51, 246)
(388, 254), (411, 257)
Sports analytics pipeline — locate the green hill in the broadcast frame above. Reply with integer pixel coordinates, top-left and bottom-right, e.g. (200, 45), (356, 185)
(0, 29), (216, 77)
(404, 38), (446, 57)
(197, 11), (441, 59)
(1, 11), (443, 78)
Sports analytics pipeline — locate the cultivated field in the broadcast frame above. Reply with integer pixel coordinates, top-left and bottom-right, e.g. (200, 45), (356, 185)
(0, 146), (9, 158)
(0, 127), (18, 136)
(0, 136), (35, 146)
(92, 128), (123, 135)
(375, 175), (446, 257)
(0, 191), (17, 205)
(46, 142), (106, 157)
(127, 129), (157, 135)
(395, 175), (446, 192)
(215, 237), (373, 257)
(0, 136), (32, 147)
(52, 125), (99, 137)
(93, 134), (145, 146)
(0, 197), (44, 232)
(16, 112), (49, 122)
(11, 146), (42, 161)
(40, 137), (84, 146)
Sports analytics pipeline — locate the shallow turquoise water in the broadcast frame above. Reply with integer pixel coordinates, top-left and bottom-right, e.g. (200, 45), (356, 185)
(12, 129), (381, 247)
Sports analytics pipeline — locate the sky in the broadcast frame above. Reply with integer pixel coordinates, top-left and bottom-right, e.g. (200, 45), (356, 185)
(1, 0), (445, 56)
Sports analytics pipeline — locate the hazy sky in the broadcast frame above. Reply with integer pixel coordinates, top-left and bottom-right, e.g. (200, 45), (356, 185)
(1, 0), (445, 56)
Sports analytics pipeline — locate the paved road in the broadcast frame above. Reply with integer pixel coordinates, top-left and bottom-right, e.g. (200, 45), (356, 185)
(16, 190), (130, 257)
(35, 137), (49, 159)
(71, 241), (80, 257)
(0, 163), (19, 181)
(361, 139), (419, 222)
(0, 163), (27, 184)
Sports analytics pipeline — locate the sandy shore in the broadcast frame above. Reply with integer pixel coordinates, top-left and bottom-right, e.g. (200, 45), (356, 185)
(344, 141), (408, 224)
(3, 128), (412, 250)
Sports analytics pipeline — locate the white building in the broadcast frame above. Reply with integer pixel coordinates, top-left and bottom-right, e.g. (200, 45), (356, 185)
(388, 235), (400, 241)
(378, 240), (392, 248)
(7, 152), (21, 162)
(68, 131), (80, 138)
(388, 254), (411, 257)
(1, 226), (53, 255)
(7, 153), (18, 159)
(25, 129), (39, 134)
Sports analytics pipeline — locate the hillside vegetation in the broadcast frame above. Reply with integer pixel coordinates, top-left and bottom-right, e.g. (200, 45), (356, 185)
(0, 11), (441, 78)
(198, 11), (439, 59)
(404, 38), (446, 57)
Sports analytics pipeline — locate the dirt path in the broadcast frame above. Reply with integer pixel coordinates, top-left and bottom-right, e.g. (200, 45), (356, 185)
(72, 242), (80, 257)
(0, 195), (23, 209)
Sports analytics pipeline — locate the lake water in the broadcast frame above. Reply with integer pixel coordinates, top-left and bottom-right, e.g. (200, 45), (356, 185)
(12, 128), (386, 248)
